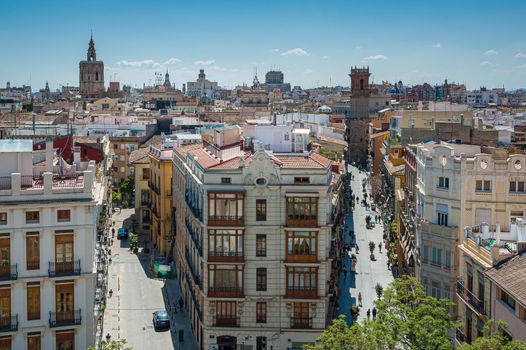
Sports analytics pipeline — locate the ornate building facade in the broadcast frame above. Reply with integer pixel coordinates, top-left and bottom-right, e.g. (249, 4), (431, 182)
(79, 35), (105, 98)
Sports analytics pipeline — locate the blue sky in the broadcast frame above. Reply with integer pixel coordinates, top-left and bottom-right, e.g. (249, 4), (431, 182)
(1, 0), (526, 91)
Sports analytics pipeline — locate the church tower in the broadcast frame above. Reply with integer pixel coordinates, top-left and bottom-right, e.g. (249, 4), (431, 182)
(345, 66), (373, 165)
(163, 70), (171, 88)
(79, 34), (105, 98)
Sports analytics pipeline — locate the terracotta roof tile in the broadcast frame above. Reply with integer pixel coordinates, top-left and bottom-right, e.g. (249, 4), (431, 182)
(174, 143), (203, 158)
(129, 147), (150, 164)
(274, 152), (332, 169)
(485, 252), (526, 305)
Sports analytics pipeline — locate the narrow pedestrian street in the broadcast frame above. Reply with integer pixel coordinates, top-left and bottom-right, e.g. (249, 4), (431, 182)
(102, 208), (197, 350)
(336, 165), (394, 324)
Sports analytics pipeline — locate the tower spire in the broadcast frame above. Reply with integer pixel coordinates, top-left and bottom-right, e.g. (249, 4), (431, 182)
(87, 33), (96, 61)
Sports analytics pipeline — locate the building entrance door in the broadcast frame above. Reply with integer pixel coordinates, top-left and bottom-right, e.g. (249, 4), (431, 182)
(217, 335), (237, 350)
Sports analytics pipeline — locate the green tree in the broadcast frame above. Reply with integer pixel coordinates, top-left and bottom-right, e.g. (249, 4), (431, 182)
(112, 191), (122, 202)
(374, 283), (383, 300)
(119, 178), (134, 195)
(305, 276), (456, 350)
(88, 339), (132, 350)
(458, 320), (526, 350)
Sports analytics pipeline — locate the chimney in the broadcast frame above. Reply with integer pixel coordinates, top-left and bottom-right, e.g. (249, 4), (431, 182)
(45, 140), (53, 173)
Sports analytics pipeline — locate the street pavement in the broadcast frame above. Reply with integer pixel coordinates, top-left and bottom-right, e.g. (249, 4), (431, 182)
(102, 208), (197, 350)
(336, 165), (394, 324)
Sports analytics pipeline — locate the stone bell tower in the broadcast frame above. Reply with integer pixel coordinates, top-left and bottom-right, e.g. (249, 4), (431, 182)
(79, 34), (105, 98)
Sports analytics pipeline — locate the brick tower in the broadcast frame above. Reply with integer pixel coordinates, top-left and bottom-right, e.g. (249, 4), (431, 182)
(79, 34), (105, 98)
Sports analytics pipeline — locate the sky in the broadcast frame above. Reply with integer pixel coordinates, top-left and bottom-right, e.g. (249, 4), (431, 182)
(2, 0), (526, 91)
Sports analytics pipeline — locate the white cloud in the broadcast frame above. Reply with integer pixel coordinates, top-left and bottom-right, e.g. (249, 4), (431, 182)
(480, 61), (499, 67)
(163, 57), (182, 65)
(363, 54), (388, 61)
(303, 68), (314, 74)
(211, 65), (239, 72)
(483, 49), (498, 56)
(115, 59), (161, 69)
(194, 60), (215, 66)
(432, 43), (441, 48)
(322, 55), (329, 59)
(515, 52), (526, 59)
(280, 48), (309, 57)
(271, 48), (280, 52)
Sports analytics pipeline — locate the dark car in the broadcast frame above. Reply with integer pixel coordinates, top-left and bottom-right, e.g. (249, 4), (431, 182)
(153, 310), (170, 330)
(117, 227), (128, 239)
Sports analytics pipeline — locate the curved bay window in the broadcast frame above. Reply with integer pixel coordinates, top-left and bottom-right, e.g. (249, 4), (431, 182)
(286, 231), (318, 262)
(286, 266), (318, 299)
(208, 192), (244, 226)
(286, 197), (318, 227)
(208, 265), (244, 298)
(208, 229), (244, 262)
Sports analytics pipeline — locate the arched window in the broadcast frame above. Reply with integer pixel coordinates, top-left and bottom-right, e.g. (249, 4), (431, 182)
(96, 72), (99, 81)
(360, 79), (364, 90)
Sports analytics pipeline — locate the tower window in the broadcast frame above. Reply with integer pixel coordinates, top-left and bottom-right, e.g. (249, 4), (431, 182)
(96, 72), (99, 81)
(360, 79), (364, 90)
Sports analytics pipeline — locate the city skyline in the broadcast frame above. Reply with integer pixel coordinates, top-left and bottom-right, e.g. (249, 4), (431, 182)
(2, 0), (526, 90)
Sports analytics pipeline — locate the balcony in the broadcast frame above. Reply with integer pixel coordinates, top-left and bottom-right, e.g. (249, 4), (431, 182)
(184, 273), (203, 320)
(213, 315), (240, 327)
(185, 194), (203, 222)
(49, 310), (82, 327)
(286, 286), (318, 299)
(48, 260), (81, 277)
(286, 254), (318, 263)
(286, 217), (318, 227)
(208, 286), (244, 298)
(455, 328), (466, 344)
(208, 251), (244, 263)
(456, 280), (485, 316)
(0, 264), (17, 281)
(141, 198), (150, 206)
(290, 316), (313, 329)
(184, 248), (202, 289)
(0, 316), (18, 333)
(185, 218), (203, 256)
(208, 215), (244, 227)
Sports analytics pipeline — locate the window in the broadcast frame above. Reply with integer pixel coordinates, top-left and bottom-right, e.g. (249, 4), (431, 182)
(445, 250), (452, 270)
(431, 280), (441, 298)
(256, 302), (267, 323)
(443, 284), (451, 300)
(437, 212), (448, 226)
(142, 168), (149, 180)
(511, 211), (524, 223)
(286, 267), (317, 297)
(437, 176), (449, 189)
(256, 235), (266, 257)
(422, 245), (429, 264)
(475, 180), (491, 192)
(256, 268), (267, 291)
(432, 247), (442, 267)
(208, 229), (243, 259)
(256, 199), (267, 221)
(208, 265), (243, 296)
(27, 283), (40, 320)
(294, 177), (310, 184)
(215, 301), (237, 326)
(113, 144), (118, 150)
(0, 337), (10, 350)
(0, 237), (10, 276)
(286, 231), (317, 261)
(500, 289), (516, 311)
(221, 177), (231, 184)
(256, 336), (267, 350)
(208, 192), (244, 223)
(509, 180), (525, 193)
(55, 331), (74, 350)
(26, 233), (40, 270)
(57, 210), (70, 222)
(26, 211), (40, 224)
(55, 234), (74, 273)
(0, 288), (11, 321)
(27, 333), (41, 350)
(0, 213), (6, 225)
(286, 197), (318, 226)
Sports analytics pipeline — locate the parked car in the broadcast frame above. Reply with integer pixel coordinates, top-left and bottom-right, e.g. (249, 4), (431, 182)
(153, 310), (170, 330)
(117, 227), (128, 239)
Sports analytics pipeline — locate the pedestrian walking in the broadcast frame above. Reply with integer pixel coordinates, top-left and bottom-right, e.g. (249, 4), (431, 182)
(372, 307), (377, 319)
(366, 309), (371, 320)
(378, 242), (382, 253)
(358, 292), (362, 306)
(179, 297), (184, 310)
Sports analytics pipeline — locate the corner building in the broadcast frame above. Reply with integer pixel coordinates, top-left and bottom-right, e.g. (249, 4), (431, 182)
(172, 128), (334, 350)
